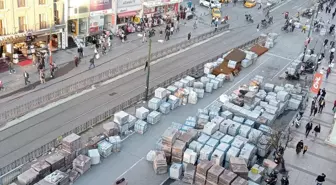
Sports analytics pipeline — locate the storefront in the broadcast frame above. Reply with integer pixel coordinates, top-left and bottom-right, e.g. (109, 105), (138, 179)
(89, 0), (114, 35)
(117, 0), (142, 25)
(143, 0), (180, 18)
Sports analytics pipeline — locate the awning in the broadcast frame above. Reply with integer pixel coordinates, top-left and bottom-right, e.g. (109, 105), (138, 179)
(118, 11), (137, 18)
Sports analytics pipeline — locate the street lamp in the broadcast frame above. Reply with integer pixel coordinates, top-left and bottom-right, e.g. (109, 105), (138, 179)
(302, 4), (318, 62)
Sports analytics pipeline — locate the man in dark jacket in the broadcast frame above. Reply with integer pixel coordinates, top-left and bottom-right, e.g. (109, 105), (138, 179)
(316, 173), (326, 185)
(305, 121), (313, 137)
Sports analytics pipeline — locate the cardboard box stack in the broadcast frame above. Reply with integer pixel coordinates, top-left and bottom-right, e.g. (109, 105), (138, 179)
(206, 165), (225, 185)
(45, 153), (65, 172)
(31, 160), (51, 178)
(218, 170), (238, 185)
(153, 151), (168, 175)
(103, 122), (119, 136)
(171, 140), (186, 163)
(57, 149), (76, 170)
(229, 157), (248, 179)
(195, 160), (214, 185)
(161, 127), (179, 163)
(73, 154), (91, 175)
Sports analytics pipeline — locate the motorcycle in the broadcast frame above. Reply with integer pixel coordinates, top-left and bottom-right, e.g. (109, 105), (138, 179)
(148, 28), (155, 37)
(285, 71), (300, 80)
(261, 20), (268, 28)
(245, 14), (254, 23)
(265, 170), (278, 185)
(281, 175), (289, 185)
(274, 146), (284, 164)
(281, 25), (289, 32)
(302, 9), (313, 18)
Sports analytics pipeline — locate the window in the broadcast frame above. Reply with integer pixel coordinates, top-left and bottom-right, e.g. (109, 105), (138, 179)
(39, 0), (46, 5)
(39, 14), (47, 29)
(0, 19), (3, 35)
(17, 0), (25, 7)
(18, 16), (26, 32)
(54, 10), (60, 24)
(0, 0), (4, 9)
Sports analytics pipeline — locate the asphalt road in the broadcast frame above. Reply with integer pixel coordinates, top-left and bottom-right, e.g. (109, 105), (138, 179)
(0, 0), (313, 175)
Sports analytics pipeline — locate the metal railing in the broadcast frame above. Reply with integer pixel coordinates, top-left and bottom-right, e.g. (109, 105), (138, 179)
(0, 24), (231, 124)
(0, 36), (261, 185)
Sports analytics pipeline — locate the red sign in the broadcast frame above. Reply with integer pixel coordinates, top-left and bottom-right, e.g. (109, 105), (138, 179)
(90, 0), (112, 12)
(310, 73), (323, 94)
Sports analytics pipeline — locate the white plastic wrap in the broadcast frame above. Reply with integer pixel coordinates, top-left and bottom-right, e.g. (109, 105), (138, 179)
(147, 111), (162, 125)
(220, 135), (234, 144)
(216, 142), (230, 152)
(113, 111), (129, 125)
(169, 163), (183, 180)
(159, 102), (171, 114)
(197, 133), (210, 145)
(203, 122), (219, 135)
(148, 97), (162, 110)
(206, 138), (220, 148)
(200, 145), (215, 161)
(211, 149), (225, 166)
(136, 107), (150, 120)
(88, 149), (100, 165)
(231, 138), (245, 149)
(227, 122), (242, 136)
(155, 87), (168, 99)
(134, 120), (148, 134)
(228, 60), (237, 69)
(225, 147), (240, 162)
(147, 150), (156, 162)
(239, 125), (252, 138)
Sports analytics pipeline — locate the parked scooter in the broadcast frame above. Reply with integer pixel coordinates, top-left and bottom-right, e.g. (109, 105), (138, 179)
(245, 14), (254, 23)
(292, 110), (304, 128)
(281, 175), (289, 185)
(285, 71), (300, 80)
(265, 170), (278, 185)
(274, 146), (284, 164)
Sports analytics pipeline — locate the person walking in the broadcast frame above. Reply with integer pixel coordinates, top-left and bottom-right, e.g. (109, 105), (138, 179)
(8, 60), (15, 74)
(316, 173), (326, 185)
(333, 12), (336, 19)
(321, 88), (326, 98)
(324, 39), (329, 46)
(23, 71), (30, 85)
(215, 23), (218, 32)
(78, 47), (84, 59)
(303, 145), (308, 155)
(89, 57), (95, 69)
(326, 67), (331, 79)
(142, 31), (147, 43)
(40, 71), (46, 84)
(296, 140), (304, 154)
(313, 105), (318, 116)
(170, 26), (174, 35)
(318, 98), (325, 113)
(187, 32), (191, 40)
(312, 124), (321, 139)
(302, 25), (307, 33)
(74, 56), (79, 67)
(305, 121), (313, 137)
(333, 100), (336, 112)
(257, 24), (260, 32)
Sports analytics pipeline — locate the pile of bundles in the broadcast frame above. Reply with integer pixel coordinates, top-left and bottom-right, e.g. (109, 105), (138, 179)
(109, 136), (122, 152)
(248, 163), (266, 184)
(153, 151), (168, 175)
(103, 122), (119, 136)
(241, 51), (258, 68)
(88, 149), (100, 165)
(286, 59), (302, 76)
(195, 160), (214, 184)
(135, 119), (148, 134)
(97, 140), (113, 158)
(172, 140), (187, 163)
(161, 127), (179, 163)
(114, 111), (130, 135)
(71, 155), (91, 182)
(38, 170), (70, 185)
(169, 163), (183, 180)
(264, 33), (278, 49)
(182, 164), (196, 184)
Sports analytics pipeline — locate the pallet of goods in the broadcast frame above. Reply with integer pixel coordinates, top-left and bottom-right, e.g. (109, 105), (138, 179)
(153, 151), (168, 175)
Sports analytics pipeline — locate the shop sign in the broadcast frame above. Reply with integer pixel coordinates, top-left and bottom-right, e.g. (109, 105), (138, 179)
(117, 6), (141, 13)
(117, 0), (141, 8)
(90, 9), (113, 16)
(310, 73), (323, 94)
(90, 0), (112, 12)
(144, 7), (155, 14)
(89, 15), (105, 28)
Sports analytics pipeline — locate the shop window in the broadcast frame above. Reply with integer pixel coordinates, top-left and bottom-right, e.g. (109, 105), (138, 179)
(0, 19), (3, 35)
(117, 17), (133, 25)
(18, 16), (26, 32)
(0, 0), (4, 9)
(17, 0), (25, 7)
(39, 14), (47, 29)
(54, 10), (60, 24)
(39, 0), (46, 5)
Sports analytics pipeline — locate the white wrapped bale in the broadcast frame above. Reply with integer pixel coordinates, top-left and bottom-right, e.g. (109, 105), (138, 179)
(205, 83), (214, 93)
(194, 88), (205, 98)
(88, 149), (100, 165)
(210, 79), (219, 90)
(245, 51), (258, 60)
(215, 77), (224, 88)
(136, 107), (150, 120)
(200, 77), (210, 85)
(233, 116), (245, 124)
(147, 111), (162, 124)
(180, 79), (189, 87)
(225, 147), (240, 162)
(221, 110), (233, 119)
(212, 131), (225, 140)
(174, 81), (184, 88)
(198, 114), (209, 127)
(147, 150), (156, 162)
(188, 90), (198, 104)
(170, 163), (183, 180)
(217, 142), (230, 152)
(228, 60), (237, 69)
(193, 81), (204, 89)
(274, 86), (285, 93)
(211, 149), (225, 166)
(159, 102), (171, 114)
(155, 87), (168, 99)
(231, 137), (245, 149)
(220, 135), (234, 144)
(134, 120), (148, 134)
(197, 133), (210, 145)
(239, 125), (252, 138)
(203, 122), (219, 135)
(228, 122), (242, 136)
(183, 149), (197, 164)
(219, 94), (230, 104)
(287, 98), (301, 110)
(185, 76), (195, 86)
(264, 83), (275, 92)
(167, 85), (178, 94)
(113, 111), (129, 125)
(189, 141), (203, 154)
(241, 59), (252, 68)
(207, 74), (216, 80)
(277, 91), (290, 102)
(206, 138), (220, 148)
(199, 145), (215, 160)
(148, 97), (162, 111)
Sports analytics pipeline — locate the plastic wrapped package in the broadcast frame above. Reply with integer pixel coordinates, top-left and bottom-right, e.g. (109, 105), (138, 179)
(181, 125), (193, 132)
(113, 111), (129, 125)
(259, 125), (273, 135)
(147, 111), (162, 125)
(219, 94), (230, 104)
(220, 119), (234, 134)
(180, 79), (189, 87)
(200, 77), (210, 85)
(206, 138), (220, 148)
(257, 135), (271, 157)
(167, 85), (178, 94)
(228, 122), (242, 136)
(108, 136), (122, 152)
(199, 145), (215, 161)
(220, 135), (234, 144)
(264, 83), (275, 92)
(169, 163), (183, 180)
(174, 81), (185, 88)
(17, 168), (39, 185)
(97, 140), (113, 158)
(197, 114), (210, 127)
(194, 81), (204, 89)
(211, 116), (225, 126)
(210, 79), (219, 90)
(241, 59), (252, 68)
(233, 116), (245, 124)
(221, 110), (233, 119)
(194, 88), (205, 98)
(244, 119), (255, 128)
(203, 122), (219, 135)
(155, 87), (168, 99)
(127, 115), (137, 129)
(206, 83), (214, 93)
(287, 98), (301, 110)
(228, 60), (237, 69)
(168, 95), (179, 110)
(189, 140), (204, 154)
(159, 102), (171, 114)
(197, 133), (211, 145)
(239, 125), (252, 138)
(211, 149), (225, 166)
(231, 138), (245, 149)
(88, 149), (100, 165)
(216, 142), (230, 152)
(248, 129), (263, 144)
(148, 97), (162, 110)
(225, 147), (240, 162)
(120, 123), (129, 135)
(188, 90), (198, 104)
(185, 76), (195, 86)
(215, 77), (224, 88)
(183, 149), (197, 164)
(136, 107), (150, 120)
(171, 122), (183, 130)
(212, 131), (225, 140)
(134, 120), (148, 134)
(207, 74), (216, 79)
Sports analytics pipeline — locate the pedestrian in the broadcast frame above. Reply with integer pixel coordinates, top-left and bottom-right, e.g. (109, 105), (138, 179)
(166, 30), (170, 40)
(170, 26), (174, 35)
(40, 71), (45, 84)
(0, 80), (3, 90)
(23, 71), (30, 85)
(330, 46), (335, 55)
(318, 98), (325, 113)
(310, 103), (315, 116)
(324, 39), (329, 46)
(312, 124), (321, 139)
(302, 25), (307, 33)
(74, 56), (79, 67)
(50, 64), (55, 78)
(313, 105), (318, 116)
(305, 121), (313, 137)
(291, 24), (295, 32)
(326, 67), (331, 79)
(316, 173), (326, 185)
(89, 57), (95, 69)
(215, 23), (218, 32)
(175, 22), (179, 32)
(296, 140), (304, 154)
(333, 12), (336, 19)
(32, 53), (37, 66)
(77, 47), (84, 59)
(329, 7), (332, 14)
(187, 32), (191, 40)
(8, 61), (15, 74)
(321, 88), (326, 98)
(303, 145), (308, 155)
(142, 31), (147, 43)
(326, 6), (329, 13)
(257, 24), (260, 32)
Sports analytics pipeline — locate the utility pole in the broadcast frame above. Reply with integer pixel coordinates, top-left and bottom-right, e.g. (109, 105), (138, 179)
(144, 38), (152, 101)
(302, 4), (318, 62)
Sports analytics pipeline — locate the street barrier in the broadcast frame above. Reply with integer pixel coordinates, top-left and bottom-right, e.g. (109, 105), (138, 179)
(0, 37), (262, 185)
(0, 24), (230, 124)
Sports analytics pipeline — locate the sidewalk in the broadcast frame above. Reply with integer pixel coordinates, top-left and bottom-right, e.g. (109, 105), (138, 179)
(0, 6), (214, 100)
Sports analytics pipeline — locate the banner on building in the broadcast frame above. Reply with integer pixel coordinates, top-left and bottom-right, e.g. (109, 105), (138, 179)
(90, 0), (112, 11)
(310, 73), (323, 94)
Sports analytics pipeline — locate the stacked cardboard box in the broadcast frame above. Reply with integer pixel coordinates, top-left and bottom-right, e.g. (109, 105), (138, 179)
(62, 133), (81, 153)
(171, 140), (186, 163)
(182, 164), (196, 184)
(57, 149), (76, 170)
(218, 170), (238, 185)
(195, 160), (214, 185)
(17, 168), (39, 185)
(45, 153), (65, 172)
(153, 151), (168, 175)
(161, 127), (178, 163)
(232, 176), (248, 185)
(206, 165), (225, 185)
(31, 160), (51, 178)
(73, 154), (91, 175)
(229, 157), (248, 179)
(103, 122), (119, 136)
(39, 170), (70, 185)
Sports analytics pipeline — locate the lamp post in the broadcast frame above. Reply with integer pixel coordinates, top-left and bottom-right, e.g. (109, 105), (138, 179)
(144, 36), (153, 101)
(49, 6), (54, 66)
(302, 4), (318, 62)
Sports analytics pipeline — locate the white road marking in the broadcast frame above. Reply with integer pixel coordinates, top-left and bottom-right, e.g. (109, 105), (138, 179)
(116, 157), (145, 179)
(121, 132), (135, 142)
(265, 52), (294, 61)
(159, 177), (169, 185)
(270, 0), (293, 12)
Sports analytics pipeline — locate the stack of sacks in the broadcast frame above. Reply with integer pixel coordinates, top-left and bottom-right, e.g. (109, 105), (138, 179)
(211, 116), (225, 126)
(168, 95), (180, 110)
(200, 145), (215, 161)
(180, 78), (190, 88)
(97, 140), (113, 158)
(114, 111), (129, 134)
(203, 122), (219, 135)
(206, 83), (214, 93)
(274, 85), (285, 93)
(134, 120), (148, 134)
(245, 51), (258, 61)
(225, 147), (240, 168)
(169, 163), (183, 180)
(264, 83), (275, 92)
(155, 87), (168, 101)
(147, 111), (162, 124)
(195, 160), (214, 185)
(201, 77), (210, 85)
(171, 140), (186, 163)
(210, 79), (220, 90)
(72, 155), (91, 175)
(211, 149), (225, 166)
(183, 148), (198, 165)
(188, 89), (198, 104)
(148, 97), (162, 111)
(256, 90), (267, 100)
(212, 131), (225, 140)
(221, 135), (234, 145)
(153, 151), (168, 174)
(127, 114), (137, 129)
(233, 116), (245, 124)
(184, 76), (195, 86)
(103, 122), (119, 136)
(219, 170), (238, 185)
(159, 102), (171, 114)
(257, 135), (271, 157)
(239, 125), (251, 138)
(244, 119), (255, 128)
(217, 142), (230, 153)
(136, 107), (150, 120)
(239, 143), (257, 165)
(241, 59), (252, 68)
(182, 164), (196, 184)
(174, 81), (184, 88)
(166, 85), (178, 94)
(194, 88), (205, 98)
(229, 157), (249, 179)
(194, 81), (204, 89)
(88, 149), (100, 165)
(108, 136), (122, 152)
(189, 140), (204, 154)
(220, 119), (234, 134)
(206, 165), (225, 185)
(228, 60), (237, 69)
